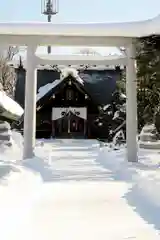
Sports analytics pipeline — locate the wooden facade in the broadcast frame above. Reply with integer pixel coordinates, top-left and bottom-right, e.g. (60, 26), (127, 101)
(14, 66), (121, 139)
(36, 75), (99, 138)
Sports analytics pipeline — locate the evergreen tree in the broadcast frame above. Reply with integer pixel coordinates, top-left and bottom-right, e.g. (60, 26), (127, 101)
(136, 35), (160, 130)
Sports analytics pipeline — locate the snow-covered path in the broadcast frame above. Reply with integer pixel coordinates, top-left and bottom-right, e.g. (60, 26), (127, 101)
(21, 139), (159, 240)
(1, 139), (160, 239)
(34, 139), (111, 181)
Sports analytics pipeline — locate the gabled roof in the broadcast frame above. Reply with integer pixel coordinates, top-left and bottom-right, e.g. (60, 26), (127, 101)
(37, 67), (84, 102)
(36, 69), (96, 109)
(37, 79), (63, 102)
(36, 67), (116, 107)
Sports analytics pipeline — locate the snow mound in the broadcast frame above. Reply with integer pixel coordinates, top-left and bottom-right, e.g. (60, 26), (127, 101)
(139, 124), (160, 149)
(0, 91), (24, 120)
(0, 130), (23, 161)
(135, 172), (160, 208)
(60, 67), (84, 84)
(12, 130), (23, 148)
(103, 146), (160, 210)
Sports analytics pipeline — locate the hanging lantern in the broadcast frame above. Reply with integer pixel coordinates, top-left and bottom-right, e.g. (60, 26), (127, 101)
(41, 0), (59, 15)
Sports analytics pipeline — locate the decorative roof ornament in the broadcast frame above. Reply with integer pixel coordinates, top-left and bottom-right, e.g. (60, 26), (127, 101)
(60, 67), (84, 84)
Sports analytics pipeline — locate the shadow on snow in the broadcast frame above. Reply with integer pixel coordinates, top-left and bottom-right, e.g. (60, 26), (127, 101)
(97, 148), (160, 232)
(21, 140), (160, 232)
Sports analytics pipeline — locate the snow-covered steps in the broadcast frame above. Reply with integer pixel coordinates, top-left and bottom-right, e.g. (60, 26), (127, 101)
(139, 140), (160, 149)
(0, 121), (13, 146)
(27, 139), (111, 182)
(36, 139), (100, 151)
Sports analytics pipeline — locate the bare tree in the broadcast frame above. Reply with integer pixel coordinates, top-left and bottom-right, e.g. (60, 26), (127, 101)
(0, 46), (19, 98)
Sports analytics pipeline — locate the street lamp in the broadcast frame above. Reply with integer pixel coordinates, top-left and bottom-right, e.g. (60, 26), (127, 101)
(41, 0), (59, 54)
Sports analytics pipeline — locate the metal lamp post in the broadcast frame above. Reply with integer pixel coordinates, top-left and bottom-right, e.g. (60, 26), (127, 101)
(41, 0), (59, 54)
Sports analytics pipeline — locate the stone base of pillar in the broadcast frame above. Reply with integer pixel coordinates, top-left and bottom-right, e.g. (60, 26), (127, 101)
(0, 121), (12, 147)
(139, 124), (160, 149)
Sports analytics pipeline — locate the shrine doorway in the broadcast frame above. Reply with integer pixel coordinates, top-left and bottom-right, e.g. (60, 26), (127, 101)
(52, 107), (87, 138)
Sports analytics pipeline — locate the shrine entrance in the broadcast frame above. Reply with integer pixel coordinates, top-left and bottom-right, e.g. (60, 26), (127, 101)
(52, 107), (87, 138)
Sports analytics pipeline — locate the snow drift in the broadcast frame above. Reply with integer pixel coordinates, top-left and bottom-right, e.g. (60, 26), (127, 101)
(103, 146), (160, 209)
(1, 132), (160, 230)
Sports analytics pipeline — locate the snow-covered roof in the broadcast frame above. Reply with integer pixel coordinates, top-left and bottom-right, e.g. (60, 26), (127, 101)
(37, 79), (62, 102)
(0, 15), (158, 37)
(0, 15), (160, 46)
(60, 68), (84, 84)
(37, 67), (84, 102)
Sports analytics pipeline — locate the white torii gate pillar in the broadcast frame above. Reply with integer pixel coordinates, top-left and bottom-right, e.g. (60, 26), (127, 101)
(23, 46), (37, 159)
(126, 42), (138, 162)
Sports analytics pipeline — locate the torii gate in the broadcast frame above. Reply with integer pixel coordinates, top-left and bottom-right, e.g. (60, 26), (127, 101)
(0, 14), (159, 162)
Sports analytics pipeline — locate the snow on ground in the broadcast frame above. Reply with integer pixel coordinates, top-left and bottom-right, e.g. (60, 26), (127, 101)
(0, 136), (160, 239)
